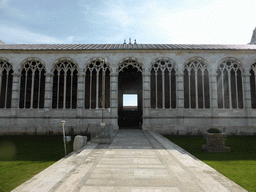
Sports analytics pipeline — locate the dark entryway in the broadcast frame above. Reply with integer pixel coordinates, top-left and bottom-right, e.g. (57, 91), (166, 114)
(118, 64), (142, 129)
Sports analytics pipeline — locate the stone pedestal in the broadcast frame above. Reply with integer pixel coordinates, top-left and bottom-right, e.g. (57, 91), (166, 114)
(202, 133), (231, 152)
(73, 135), (87, 151)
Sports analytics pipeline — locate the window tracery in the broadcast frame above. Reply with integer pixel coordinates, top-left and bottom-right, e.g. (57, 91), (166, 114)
(217, 59), (243, 109)
(118, 59), (142, 73)
(52, 60), (78, 109)
(0, 60), (13, 108)
(19, 60), (45, 109)
(150, 59), (177, 108)
(84, 59), (110, 109)
(183, 59), (210, 108)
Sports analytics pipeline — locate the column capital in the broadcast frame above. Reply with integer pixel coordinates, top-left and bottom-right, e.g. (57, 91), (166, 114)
(45, 72), (53, 77)
(243, 73), (251, 77)
(142, 72), (150, 76)
(12, 73), (21, 77)
(110, 73), (118, 77)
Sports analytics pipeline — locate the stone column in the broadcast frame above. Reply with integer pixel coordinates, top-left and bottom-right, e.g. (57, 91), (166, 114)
(44, 73), (53, 110)
(11, 72), (20, 108)
(77, 74), (84, 109)
(142, 72), (150, 130)
(110, 72), (118, 129)
(210, 74), (218, 109)
(243, 73), (251, 109)
(176, 73), (184, 108)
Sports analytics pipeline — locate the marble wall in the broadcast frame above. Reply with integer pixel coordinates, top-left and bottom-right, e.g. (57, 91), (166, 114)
(0, 49), (256, 135)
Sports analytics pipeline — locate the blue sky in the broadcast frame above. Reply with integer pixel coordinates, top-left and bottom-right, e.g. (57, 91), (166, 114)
(0, 0), (256, 44)
(123, 94), (137, 106)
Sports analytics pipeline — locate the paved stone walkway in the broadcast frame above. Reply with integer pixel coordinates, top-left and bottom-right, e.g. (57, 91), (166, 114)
(12, 130), (247, 192)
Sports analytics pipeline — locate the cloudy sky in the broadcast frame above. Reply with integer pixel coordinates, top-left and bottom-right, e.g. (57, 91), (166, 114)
(0, 0), (256, 44)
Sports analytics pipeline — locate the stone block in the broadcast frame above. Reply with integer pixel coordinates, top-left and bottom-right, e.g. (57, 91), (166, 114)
(73, 135), (87, 151)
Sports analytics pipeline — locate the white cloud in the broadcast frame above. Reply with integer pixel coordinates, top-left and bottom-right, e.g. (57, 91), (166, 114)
(0, 25), (67, 44)
(142, 0), (256, 44)
(99, 0), (135, 28)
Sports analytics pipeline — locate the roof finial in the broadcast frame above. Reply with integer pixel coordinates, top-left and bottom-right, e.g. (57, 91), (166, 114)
(129, 38), (131, 44)
(134, 39), (137, 44)
(124, 39), (126, 44)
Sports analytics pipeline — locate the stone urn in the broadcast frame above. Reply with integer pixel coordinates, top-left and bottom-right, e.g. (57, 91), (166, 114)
(202, 128), (231, 152)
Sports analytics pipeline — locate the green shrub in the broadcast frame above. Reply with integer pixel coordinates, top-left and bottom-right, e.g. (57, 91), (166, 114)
(207, 128), (222, 133)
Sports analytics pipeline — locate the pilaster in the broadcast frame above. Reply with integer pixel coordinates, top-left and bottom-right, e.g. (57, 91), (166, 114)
(243, 73), (251, 109)
(176, 73), (184, 108)
(44, 73), (53, 110)
(11, 73), (20, 108)
(77, 74), (85, 109)
(110, 72), (118, 128)
(210, 74), (218, 109)
(142, 72), (150, 127)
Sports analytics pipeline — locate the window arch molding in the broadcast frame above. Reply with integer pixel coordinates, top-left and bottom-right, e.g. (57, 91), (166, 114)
(52, 58), (78, 109)
(19, 58), (46, 109)
(84, 58), (111, 109)
(0, 58), (13, 108)
(182, 57), (210, 72)
(19, 57), (46, 72)
(183, 57), (211, 109)
(216, 57), (244, 109)
(150, 57), (177, 109)
(51, 57), (79, 73)
(249, 59), (256, 108)
(117, 57), (143, 73)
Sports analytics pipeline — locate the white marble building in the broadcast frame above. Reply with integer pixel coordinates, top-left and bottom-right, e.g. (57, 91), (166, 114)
(1, 30), (256, 135)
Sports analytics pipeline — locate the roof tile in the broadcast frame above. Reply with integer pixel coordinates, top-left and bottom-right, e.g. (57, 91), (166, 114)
(0, 44), (256, 50)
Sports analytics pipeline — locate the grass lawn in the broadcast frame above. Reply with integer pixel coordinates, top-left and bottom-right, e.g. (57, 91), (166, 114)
(0, 135), (70, 192)
(164, 135), (256, 192)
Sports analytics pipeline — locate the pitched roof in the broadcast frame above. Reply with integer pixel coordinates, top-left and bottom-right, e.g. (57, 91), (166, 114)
(0, 44), (256, 50)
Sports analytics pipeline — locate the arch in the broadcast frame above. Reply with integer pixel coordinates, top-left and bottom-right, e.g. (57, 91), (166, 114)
(118, 57), (143, 73)
(249, 60), (256, 108)
(0, 58), (13, 108)
(52, 59), (78, 109)
(216, 57), (244, 73)
(183, 57), (210, 109)
(19, 59), (46, 109)
(118, 57), (143, 128)
(216, 58), (243, 109)
(84, 58), (111, 109)
(150, 58), (177, 109)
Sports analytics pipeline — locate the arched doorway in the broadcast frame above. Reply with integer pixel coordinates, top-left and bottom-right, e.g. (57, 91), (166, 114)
(118, 59), (143, 129)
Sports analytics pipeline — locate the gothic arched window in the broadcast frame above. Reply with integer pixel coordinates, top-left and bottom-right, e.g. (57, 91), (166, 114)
(250, 62), (256, 108)
(52, 60), (78, 109)
(183, 59), (210, 109)
(0, 60), (13, 108)
(150, 59), (177, 108)
(19, 60), (45, 109)
(217, 59), (243, 109)
(84, 59), (110, 109)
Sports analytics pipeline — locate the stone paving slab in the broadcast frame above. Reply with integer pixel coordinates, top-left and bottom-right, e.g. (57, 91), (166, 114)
(12, 130), (247, 192)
